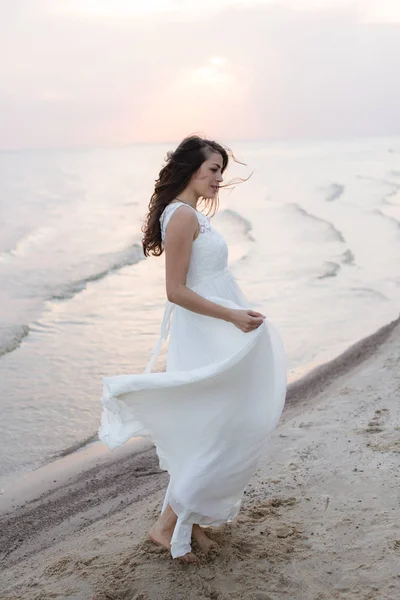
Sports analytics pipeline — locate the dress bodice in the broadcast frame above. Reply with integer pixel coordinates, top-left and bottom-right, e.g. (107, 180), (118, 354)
(160, 201), (228, 288)
(144, 201), (230, 374)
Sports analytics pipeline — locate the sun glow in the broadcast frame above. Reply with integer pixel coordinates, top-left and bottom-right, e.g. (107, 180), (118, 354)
(188, 57), (233, 86)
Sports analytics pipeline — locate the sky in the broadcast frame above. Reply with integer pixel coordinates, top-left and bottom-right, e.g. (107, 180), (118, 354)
(1, 0), (400, 150)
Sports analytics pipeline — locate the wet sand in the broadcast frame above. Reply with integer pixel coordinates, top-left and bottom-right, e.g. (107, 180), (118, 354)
(1, 316), (399, 600)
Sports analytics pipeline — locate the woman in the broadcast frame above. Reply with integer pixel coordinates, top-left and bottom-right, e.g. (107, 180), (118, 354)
(98, 135), (286, 563)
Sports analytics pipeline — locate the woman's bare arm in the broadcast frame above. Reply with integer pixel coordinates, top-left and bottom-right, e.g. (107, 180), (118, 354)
(164, 206), (265, 332)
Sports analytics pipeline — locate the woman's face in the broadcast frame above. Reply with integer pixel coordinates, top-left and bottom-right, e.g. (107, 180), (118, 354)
(193, 152), (224, 199)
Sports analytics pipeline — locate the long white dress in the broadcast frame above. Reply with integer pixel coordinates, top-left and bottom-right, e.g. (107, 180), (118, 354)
(98, 201), (287, 558)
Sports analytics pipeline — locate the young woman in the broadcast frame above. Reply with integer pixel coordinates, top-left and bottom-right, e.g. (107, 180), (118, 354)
(99, 135), (286, 563)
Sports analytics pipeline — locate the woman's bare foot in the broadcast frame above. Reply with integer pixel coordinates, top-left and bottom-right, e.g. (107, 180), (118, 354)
(148, 527), (199, 563)
(178, 551), (200, 564)
(148, 503), (177, 552)
(148, 507), (216, 560)
(148, 523), (172, 552)
(148, 504), (200, 564)
(192, 524), (219, 553)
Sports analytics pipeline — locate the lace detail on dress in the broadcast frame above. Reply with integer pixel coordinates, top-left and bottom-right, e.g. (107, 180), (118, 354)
(160, 202), (212, 241)
(198, 214), (212, 234)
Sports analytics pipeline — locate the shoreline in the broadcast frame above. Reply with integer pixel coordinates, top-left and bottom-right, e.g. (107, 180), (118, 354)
(1, 312), (399, 518)
(286, 312), (400, 409)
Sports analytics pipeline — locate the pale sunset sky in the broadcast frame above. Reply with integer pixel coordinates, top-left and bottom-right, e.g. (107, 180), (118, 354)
(1, 0), (400, 150)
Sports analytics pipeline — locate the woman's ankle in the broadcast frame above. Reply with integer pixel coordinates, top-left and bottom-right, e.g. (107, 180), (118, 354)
(156, 504), (178, 533)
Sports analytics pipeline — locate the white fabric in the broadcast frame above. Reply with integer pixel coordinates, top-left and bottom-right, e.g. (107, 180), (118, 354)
(98, 201), (287, 558)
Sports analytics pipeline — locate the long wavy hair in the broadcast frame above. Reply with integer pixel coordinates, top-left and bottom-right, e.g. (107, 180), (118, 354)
(141, 134), (251, 257)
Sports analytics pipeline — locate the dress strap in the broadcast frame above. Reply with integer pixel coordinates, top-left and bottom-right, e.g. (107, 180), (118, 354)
(144, 300), (175, 374)
(160, 201), (198, 241)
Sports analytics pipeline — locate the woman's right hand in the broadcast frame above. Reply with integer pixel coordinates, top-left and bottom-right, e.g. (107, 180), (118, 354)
(227, 309), (266, 333)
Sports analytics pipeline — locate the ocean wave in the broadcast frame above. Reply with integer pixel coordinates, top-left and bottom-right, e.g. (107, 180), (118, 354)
(325, 183), (345, 202)
(356, 175), (400, 205)
(384, 192), (400, 207)
(373, 209), (400, 231)
(0, 325), (30, 358)
(356, 174), (398, 189)
(288, 203), (346, 243)
(382, 183), (400, 205)
(339, 249), (355, 265)
(0, 245), (145, 358)
(0, 226), (54, 262)
(51, 244), (144, 301)
(215, 208), (255, 242)
(317, 248), (354, 279)
(317, 261), (341, 279)
(49, 432), (100, 459)
(350, 287), (388, 301)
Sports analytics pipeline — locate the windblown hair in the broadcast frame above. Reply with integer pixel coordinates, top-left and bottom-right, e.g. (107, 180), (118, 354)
(141, 134), (250, 257)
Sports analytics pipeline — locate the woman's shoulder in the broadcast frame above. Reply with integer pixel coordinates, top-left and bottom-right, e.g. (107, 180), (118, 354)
(160, 201), (198, 238)
(161, 200), (196, 216)
(160, 201), (196, 225)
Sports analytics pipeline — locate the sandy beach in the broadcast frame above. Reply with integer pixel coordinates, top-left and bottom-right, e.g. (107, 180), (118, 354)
(1, 316), (399, 600)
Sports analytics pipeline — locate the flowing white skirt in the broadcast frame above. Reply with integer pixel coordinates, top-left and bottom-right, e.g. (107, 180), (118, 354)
(99, 269), (286, 558)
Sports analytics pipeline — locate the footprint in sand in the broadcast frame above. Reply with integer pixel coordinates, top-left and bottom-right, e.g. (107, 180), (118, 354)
(275, 524), (298, 538)
(43, 555), (75, 577)
(368, 438), (400, 453)
(139, 538), (167, 556)
(245, 497), (298, 523)
(362, 408), (389, 434)
(362, 409), (400, 453)
(239, 498), (304, 561)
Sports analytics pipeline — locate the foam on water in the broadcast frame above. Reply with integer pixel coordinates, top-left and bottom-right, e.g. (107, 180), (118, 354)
(287, 203), (346, 243)
(324, 182), (345, 202)
(215, 208), (255, 242)
(0, 325), (30, 358)
(0, 245), (145, 357)
(50, 244), (144, 301)
(339, 248), (355, 265)
(373, 208), (400, 231)
(317, 261), (341, 279)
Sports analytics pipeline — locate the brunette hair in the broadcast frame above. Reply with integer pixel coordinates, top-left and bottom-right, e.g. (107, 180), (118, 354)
(141, 134), (250, 257)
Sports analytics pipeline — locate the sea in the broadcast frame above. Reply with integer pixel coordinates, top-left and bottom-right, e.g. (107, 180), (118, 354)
(1, 136), (399, 489)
